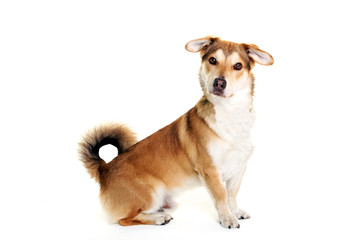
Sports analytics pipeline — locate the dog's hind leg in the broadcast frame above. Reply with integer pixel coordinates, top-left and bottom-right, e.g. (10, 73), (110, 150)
(119, 211), (173, 226)
(116, 186), (174, 226)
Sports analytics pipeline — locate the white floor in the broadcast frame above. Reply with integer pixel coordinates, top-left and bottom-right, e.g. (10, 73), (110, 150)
(2, 138), (358, 240)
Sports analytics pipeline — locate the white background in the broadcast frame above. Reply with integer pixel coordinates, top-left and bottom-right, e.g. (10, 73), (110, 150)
(1, 0), (359, 239)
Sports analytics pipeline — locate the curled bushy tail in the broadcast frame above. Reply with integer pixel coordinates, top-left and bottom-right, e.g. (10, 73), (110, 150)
(78, 123), (137, 182)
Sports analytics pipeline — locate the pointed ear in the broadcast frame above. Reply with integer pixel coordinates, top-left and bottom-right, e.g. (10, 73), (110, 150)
(185, 36), (217, 53)
(246, 44), (274, 66)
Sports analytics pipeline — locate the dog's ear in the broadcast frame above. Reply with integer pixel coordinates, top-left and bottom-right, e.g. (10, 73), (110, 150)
(245, 44), (274, 66)
(185, 36), (217, 53)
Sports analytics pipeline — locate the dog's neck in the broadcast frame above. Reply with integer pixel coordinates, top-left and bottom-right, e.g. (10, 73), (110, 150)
(210, 88), (253, 112)
(194, 89), (254, 147)
(195, 86), (254, 125)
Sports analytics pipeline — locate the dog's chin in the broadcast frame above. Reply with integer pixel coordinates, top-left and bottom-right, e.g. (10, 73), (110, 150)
(211, 92), (225, 97)
(209, 91), (231, 98)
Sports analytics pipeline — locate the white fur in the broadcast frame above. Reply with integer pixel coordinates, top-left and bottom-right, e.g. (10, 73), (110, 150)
(147, 177), (201, 214)
(207, 89), (255, 182)
(144, 186), (167, 213)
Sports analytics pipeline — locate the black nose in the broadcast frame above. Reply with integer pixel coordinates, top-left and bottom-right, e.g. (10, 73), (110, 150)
(213, 78), (227, 91)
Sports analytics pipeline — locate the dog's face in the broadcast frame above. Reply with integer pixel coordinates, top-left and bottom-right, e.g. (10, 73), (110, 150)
(186, 37), (273, 100)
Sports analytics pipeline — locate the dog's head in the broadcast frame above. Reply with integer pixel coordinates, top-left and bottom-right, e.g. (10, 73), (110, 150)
(186, 36), (273, 101)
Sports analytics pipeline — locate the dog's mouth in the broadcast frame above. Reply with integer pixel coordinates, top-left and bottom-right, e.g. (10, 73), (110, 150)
(211, 90), (226, 97)
(210, 89), (234, 98)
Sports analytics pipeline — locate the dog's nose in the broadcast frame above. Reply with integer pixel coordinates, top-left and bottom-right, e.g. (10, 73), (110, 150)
(213, 78), (227, 91)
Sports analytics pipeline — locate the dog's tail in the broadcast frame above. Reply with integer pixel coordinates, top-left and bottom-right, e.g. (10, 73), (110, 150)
(78, 123), (137, 183)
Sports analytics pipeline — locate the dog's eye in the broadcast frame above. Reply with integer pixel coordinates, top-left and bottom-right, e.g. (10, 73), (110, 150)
(209, 57), (217, 65)
(233, 63), (243, 70)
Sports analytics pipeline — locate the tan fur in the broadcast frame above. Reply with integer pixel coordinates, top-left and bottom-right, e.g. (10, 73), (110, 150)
(79, 37), (273, 228)
(95, 107), (216, 225)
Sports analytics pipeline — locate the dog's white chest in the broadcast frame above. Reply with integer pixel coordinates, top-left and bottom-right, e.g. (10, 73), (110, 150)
(207, 100), (255, 181)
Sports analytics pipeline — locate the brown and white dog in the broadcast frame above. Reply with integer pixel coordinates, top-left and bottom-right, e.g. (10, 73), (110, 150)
(78, 36), (273, 229)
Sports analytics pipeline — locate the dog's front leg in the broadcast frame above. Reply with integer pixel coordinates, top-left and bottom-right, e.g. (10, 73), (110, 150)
(200, 166), (240, 229)
(226, 165), (250, 220)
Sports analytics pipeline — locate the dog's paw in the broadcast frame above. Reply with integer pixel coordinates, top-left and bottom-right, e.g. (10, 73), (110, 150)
(219, 214), (240, 229)
(155, 212), (174, 225)
(232, 209), (250, 220)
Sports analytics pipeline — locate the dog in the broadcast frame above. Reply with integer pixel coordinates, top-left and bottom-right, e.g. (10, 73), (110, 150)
(78, 36), (273, 229)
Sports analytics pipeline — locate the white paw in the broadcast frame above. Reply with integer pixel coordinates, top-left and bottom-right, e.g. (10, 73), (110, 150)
(232, 209), (250, 220)
(219, 214), (240, 229)
(154, 212), (173, 225)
